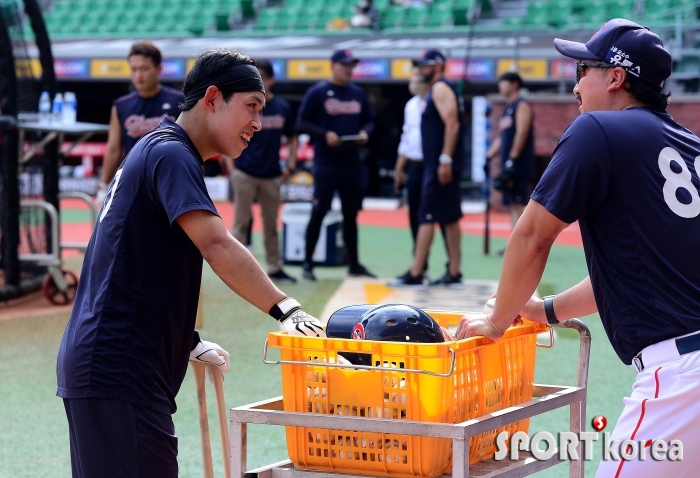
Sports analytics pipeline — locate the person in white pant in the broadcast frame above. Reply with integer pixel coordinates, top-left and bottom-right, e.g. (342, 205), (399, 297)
(456, 19), (700, 476)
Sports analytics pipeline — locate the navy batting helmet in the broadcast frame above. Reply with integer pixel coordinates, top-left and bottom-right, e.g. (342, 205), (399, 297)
(326, 304), (375, 339)
(354, 304), (444, 343)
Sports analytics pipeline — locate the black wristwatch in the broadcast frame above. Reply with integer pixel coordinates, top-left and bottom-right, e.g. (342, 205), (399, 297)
(543, 296), (559, 325)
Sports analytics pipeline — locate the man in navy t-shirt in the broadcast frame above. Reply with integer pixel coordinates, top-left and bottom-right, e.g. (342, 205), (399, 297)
(456, 20), (700, 475)
(56, 49), (325, 478)
(98, 41), (184, 204)
(296, 49), (376, 280)
(227, 60), (298, 283)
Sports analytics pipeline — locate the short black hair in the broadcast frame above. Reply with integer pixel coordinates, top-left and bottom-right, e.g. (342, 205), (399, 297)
(128, 41), (162, 67)
(180, 49), (256, 112)
(499, 71), (523, 88)
(624, 75), (670, 109)
(255, 59), (274, 79)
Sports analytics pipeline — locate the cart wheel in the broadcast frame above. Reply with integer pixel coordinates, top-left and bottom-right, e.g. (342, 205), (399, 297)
(43, 270), (79, 305)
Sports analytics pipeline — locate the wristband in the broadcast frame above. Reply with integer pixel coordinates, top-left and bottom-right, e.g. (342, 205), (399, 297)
(438, 154), (453, 165)
(269, 297), (301, 321)
(543, 296), (559, 324)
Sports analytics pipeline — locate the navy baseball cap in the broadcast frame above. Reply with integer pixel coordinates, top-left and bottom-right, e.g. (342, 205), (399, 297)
(412, 49), (446, 67)
(554, 18), (672, 88)
(331, 49), (359, 65)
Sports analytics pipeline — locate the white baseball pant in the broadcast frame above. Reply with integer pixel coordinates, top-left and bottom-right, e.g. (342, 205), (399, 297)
(596, 331), (700, 477)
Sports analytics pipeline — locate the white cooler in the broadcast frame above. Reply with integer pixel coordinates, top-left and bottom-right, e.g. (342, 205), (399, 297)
(282, 202), (346, 265)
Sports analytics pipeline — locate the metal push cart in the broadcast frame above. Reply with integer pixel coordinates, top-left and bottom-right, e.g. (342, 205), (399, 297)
(229, 319), (591, 478)
(15, 120), (105, 304)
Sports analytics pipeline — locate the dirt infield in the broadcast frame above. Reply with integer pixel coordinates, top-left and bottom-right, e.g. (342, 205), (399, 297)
(0, 289), (73, 321)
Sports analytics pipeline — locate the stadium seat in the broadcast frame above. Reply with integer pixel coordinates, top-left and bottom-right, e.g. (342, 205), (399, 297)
(524, 0), (549, 26)
(379, 6), (406, 29)
(326, 2), (346, 16)
(607, 0), (635, 19)
(275, 8), (301, 30)
(582, 0), (607, 25)
(305, 0), (325, 14)
(547, 0), (574, 27)
(284, 0), (305, 10)
(644, 0), (671, 19)
(253, 7), (280, 30)
(404, 6), (430, 27)
(426, 7), (454, 26)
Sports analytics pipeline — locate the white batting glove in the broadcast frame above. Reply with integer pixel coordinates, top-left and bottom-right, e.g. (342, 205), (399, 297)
(270, 297), (326, 337)
(189, 335), (230, 375)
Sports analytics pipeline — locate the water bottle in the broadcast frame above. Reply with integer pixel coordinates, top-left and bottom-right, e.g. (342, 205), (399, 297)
(38, 91), (51, 124)
(63, 92), (77, 125)
(52, 92), (64, 124)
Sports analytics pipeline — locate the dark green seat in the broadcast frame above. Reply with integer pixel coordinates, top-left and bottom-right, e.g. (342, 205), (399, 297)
(547, 0), (574, 27)
(524, 0), (549, 26)
(253, 7), (280, 30)
(404, 6), (430, 27)
(426, 7), (453, 26)
(379, 5), (406, 29)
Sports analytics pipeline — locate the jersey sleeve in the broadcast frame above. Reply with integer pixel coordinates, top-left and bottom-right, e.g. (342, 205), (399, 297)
(149, 143), (219, 225)
(297, 87), (327, 140)
(531, 114), (612, 224)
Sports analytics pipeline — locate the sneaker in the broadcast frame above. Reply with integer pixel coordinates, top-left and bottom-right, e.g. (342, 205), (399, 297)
(387, 270), (426, 288)
(268, 269), (297, 284)
(430, 272), (463, 287)
(348, 263), (377, 278)
(301, 262), (316, 281)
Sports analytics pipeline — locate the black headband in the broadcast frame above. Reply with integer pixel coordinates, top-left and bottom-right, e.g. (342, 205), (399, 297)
(181, 63), (264, 109)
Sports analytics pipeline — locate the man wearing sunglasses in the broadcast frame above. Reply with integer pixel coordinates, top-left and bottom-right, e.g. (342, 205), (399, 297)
(457, 19), (700, 476)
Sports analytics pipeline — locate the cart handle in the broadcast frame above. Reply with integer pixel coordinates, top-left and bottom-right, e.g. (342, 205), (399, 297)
(535, 325), (555, 348)
(263, 339), (457, 377)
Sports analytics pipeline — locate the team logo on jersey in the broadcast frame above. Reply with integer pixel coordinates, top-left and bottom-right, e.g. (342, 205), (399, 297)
(327, 90), (335, 96)
(162, 103), (172, 110)
(324, 98), (361, 115)
(261, 114), (285, 130)
(499, 115), (513, 131)
(124, 114), (166, 138)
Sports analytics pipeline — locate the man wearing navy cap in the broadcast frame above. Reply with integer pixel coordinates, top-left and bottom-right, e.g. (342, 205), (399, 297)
(456, 19), (700, 475)
(297, 49), (377, 280)
(392, 49), (464, 287)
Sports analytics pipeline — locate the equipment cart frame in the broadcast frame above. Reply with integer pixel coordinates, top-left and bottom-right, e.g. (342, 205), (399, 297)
(229, 319), (591, 478)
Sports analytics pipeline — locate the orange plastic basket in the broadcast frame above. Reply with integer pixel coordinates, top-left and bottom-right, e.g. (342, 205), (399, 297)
(266, 311), (546, 478)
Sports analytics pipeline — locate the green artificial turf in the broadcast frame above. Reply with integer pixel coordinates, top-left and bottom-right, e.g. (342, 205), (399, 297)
(0, 226), (634, 477)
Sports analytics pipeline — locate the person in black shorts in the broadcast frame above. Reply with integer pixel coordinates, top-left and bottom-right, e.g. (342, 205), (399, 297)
(392, 49), (464, 287)
(56, 49), (325, 478)
(487, 72), (536, 255)
(97, 41), (185, 205)
(296, 49), (377, 280)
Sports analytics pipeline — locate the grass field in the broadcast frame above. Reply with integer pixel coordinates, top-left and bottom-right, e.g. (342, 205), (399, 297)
(0, 221), (635, 478)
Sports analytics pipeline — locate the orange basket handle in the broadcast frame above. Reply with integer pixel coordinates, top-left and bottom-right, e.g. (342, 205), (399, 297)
(262, 339), (457, 377)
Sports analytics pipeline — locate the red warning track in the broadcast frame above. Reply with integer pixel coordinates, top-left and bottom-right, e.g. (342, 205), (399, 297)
(59, 198), (583, 255)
